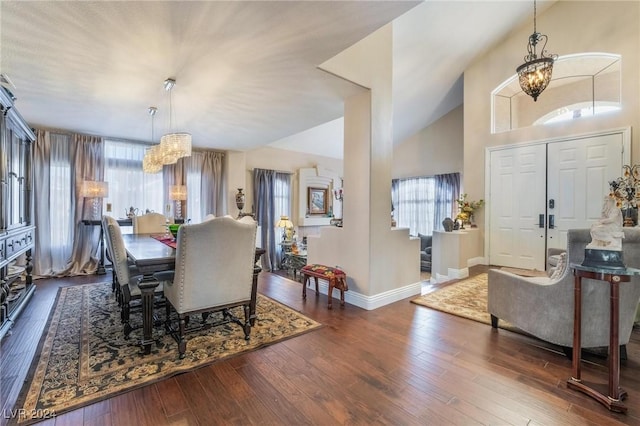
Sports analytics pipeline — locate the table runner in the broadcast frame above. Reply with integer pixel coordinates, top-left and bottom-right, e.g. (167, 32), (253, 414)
(151, 234), (177, 249)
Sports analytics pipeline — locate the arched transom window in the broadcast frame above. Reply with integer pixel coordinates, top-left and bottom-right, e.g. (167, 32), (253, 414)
(492, 53), (621, 133)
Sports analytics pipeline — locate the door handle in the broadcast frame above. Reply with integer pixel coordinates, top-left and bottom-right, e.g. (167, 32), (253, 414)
(549, 214), (555, 229)
(538, 214), (545, 228)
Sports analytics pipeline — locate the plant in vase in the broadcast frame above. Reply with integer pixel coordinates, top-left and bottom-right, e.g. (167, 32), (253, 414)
(456, 194), (484, 228)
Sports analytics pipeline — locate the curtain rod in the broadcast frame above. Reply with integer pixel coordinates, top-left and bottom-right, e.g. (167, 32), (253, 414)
(248, 168), (294, 175)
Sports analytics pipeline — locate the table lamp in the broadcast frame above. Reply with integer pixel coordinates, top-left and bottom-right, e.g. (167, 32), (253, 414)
(169, 185), (187, 220)
(81, 180), (109, 219)
(276, 215), (294, 242)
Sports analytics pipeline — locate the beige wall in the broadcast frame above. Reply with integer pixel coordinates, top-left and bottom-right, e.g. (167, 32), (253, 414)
(392, 105), (463, 179)
(464, 1), (640, 207)
(241, 146), (343, 227)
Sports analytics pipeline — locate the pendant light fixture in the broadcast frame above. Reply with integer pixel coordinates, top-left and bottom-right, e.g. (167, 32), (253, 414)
(142, 107), (163, 173)
(516, 0), (557, 101)
(160, 78), (191, 163)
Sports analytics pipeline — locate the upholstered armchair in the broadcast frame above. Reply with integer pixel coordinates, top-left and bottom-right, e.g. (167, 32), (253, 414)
(488, 228), (640, 357)
(155, 215), (258, 358)
(103, 215), (163, 338)
(133, 212), (167, 234)
(418, 233), (432, 272)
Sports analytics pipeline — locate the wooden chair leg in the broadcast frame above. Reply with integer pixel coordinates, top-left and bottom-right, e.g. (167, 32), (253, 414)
(328, 279), (335, 309)
(302, 275), (308, 299)
(314, 277), (319, 295)
(178, 316), (187, 359)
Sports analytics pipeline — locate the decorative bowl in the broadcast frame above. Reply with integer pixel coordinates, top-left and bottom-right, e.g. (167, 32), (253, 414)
(168, 224), (180, 238)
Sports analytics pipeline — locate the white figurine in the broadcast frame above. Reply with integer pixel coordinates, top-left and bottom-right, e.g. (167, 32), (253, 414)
(586, 196), (624, 251)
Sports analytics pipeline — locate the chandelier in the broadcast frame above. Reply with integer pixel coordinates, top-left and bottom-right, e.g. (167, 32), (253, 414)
(160, 78), (191, 163)
(516, 0), (557, 102)
(142, 107), (163, 173)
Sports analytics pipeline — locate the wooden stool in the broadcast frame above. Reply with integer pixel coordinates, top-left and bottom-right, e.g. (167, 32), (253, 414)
(301, 264), (348, 309)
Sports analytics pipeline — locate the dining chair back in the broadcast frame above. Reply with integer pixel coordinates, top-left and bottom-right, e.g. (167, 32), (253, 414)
(159, 215), (258, 357)
(104, 215), (162, 338)
(133, 212), (167, 234)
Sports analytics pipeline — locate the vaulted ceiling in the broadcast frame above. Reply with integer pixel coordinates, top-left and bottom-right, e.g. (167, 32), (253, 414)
(0, 1), (547, 158)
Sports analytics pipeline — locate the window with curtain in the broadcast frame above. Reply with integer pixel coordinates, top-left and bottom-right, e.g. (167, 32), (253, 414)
(253, 169), (292, 271)
(392, 172), (460, 236)
(104, 140), (164, 218)
(274, 173), (292, 242)
(49, 134), (73, 270)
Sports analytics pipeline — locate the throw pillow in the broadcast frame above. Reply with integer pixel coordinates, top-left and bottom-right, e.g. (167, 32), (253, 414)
(549, 252), (567, 280)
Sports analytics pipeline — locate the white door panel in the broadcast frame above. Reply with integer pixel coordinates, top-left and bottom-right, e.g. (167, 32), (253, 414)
(547, 134), (622, 251)
(489, 131), (624, 270)
(489, 145), (546, 269)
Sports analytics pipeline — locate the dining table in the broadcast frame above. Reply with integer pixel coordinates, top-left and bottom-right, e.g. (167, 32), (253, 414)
(121, 233), (265, 355)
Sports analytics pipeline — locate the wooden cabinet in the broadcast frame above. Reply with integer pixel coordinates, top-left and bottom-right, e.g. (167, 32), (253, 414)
(0, 86), (36, 340)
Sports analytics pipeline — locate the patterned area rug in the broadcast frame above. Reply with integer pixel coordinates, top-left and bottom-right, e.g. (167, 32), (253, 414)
(14, 282), (322, 424)
(411, 273), (518, 331)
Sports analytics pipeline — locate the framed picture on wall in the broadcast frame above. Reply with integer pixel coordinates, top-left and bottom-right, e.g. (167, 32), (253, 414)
(308, 187), (328, 215)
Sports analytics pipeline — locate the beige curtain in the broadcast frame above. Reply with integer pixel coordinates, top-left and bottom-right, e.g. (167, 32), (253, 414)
(32, 130), (104, 276)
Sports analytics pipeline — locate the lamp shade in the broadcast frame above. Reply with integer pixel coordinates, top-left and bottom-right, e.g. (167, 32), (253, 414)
(81, 180), (109, 198)
(276, 215), (293, 229)
(169, 185), (187, 201)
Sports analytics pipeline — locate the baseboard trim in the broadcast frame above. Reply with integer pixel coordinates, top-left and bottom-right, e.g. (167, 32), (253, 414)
(311, 280), (422, 311)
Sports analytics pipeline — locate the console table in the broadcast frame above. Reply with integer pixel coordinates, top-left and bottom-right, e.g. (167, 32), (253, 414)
(82, 218), (132, 275)
(567, 264), (640, 413)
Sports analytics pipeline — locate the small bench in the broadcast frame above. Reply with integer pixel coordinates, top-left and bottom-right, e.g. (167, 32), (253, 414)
(301, 264), (348, 309)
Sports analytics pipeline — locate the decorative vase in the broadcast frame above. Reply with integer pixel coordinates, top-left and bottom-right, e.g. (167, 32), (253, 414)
(235, 188), (245, 213)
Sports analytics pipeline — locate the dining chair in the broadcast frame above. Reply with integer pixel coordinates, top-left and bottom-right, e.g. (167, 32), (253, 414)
(104, 215), (164, 339)
(133, 212), (167, 234)
(154, 215), (258, 358)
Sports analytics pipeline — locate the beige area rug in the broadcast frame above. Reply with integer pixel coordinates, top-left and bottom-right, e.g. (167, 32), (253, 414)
(14, 282), (322, 424)
(411, 273), (518, 332)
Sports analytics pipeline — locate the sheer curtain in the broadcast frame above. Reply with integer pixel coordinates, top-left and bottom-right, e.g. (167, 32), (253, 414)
(392, 173), (461, 236)
(33, 130), (104, 276)
(253, 168), (291, 271)
(105, 140), (164, 218)
(33, 131), (75, 276)
(392, 176), (436, 236)
(433, 173), (461, 230)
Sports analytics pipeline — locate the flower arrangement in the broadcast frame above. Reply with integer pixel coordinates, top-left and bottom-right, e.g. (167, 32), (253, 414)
(609, 164), (640, 226)
(456, 193), (485, 224)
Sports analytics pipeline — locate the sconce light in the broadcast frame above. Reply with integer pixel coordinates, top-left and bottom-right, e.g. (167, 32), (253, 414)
(81, 180), (109, 219)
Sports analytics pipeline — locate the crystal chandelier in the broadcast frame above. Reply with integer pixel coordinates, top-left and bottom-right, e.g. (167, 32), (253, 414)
(142, 107), (163, 173)
(516, 0), (557, 102)
(160, 78), (191, 162)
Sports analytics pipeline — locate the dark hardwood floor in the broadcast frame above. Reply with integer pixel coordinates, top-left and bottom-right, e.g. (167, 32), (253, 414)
(1, 266), (639, 425)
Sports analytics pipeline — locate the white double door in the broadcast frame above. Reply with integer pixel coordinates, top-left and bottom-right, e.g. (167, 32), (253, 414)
(488, 131), (627, 270)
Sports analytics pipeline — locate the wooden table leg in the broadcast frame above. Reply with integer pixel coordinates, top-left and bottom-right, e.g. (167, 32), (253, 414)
(138, 282), (158, 355)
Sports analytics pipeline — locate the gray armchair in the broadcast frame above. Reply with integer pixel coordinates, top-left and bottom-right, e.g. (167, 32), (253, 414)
(488, 228), (640, 356)
(156, 215), (258, 358)
(419, 233), (432, 272)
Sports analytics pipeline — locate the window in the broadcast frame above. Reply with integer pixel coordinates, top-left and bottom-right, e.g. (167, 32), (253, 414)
(492, 53), (621, 133)
(392, 176), (436, 235)
(104, 140), (164, 219)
